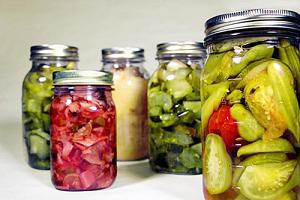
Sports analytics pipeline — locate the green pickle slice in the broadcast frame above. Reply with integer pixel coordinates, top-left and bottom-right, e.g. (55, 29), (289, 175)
(204, 134), (232, 195)
(237, 138), (295, 157)
(230, 104), (264, 142)
(237, 160), (298, 200)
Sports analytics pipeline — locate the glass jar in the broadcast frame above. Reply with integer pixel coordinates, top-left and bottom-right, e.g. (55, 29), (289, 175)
(50, 70), (116, 191)
(101, 47), (149, 161)
(201, 9), (300, 200)
(148, 42), (206, 174)
(22, 44), (78, 170)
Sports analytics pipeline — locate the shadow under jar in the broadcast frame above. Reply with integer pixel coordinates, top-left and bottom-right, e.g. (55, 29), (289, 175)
(148, 42), (206, 174)
(201, 9), (300, 200)
(50, 70), (117, 191)
(22, 44), (78, 170)
(101, 47), (149, 161)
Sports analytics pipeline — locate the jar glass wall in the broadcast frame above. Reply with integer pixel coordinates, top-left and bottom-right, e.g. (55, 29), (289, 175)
(201, 9), (300, 200)
(148, 42), (206, 174)
(50, 70), (117, 191)
(101, 47), (149, 161)
(22, 44), (78, 170)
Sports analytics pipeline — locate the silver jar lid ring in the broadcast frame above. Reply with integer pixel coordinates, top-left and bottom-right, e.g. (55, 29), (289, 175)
(156, 41), (206, 57)
(101, 47), (144, 61)
(30, 44), (79, 61)
(53, 70), (113, 86)
(205, 9), (300, 43)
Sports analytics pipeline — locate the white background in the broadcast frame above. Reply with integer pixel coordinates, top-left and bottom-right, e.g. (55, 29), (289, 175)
(0, 0), (300, 199)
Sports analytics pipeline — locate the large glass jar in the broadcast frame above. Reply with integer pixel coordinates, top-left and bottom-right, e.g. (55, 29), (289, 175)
(22, 45), (78, 170)
(101, 47), (149, 161)
(148, 42), (206, 174)
(50, 70), (116, 191)
(201, 9), (300, 200)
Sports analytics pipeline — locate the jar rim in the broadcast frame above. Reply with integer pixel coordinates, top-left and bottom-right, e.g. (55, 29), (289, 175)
(30, 44), (79, 61)
(101, 47), (144, 62)
(156, 41), (206, 58)
(53, 70), (113, 86)
(204, 9), (300, 45)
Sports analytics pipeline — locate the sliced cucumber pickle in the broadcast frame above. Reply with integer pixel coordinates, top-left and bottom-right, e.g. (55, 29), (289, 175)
(204, 134), (232, 195)
(237, 138), (295, 157)
(237, 160), (298, 200)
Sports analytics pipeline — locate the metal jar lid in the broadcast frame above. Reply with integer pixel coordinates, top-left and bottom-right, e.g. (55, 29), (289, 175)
(204, 9), (300, 44)
(53, 70), (113, 86)
(30, 44), (79, 61)
(101, 47), (144, 62)
(156, 41), (206, 58)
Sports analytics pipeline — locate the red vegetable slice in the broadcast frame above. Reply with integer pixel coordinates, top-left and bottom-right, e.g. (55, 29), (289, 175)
(80, 170), (96, 189)
(63, 173), (82, 190)
(208, 104), (239, 151)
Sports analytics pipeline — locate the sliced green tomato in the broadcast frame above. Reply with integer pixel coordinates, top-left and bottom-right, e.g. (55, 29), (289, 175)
(232, 153), (288, 186)
(188, 69), (201, 91)
(237, 138), (295, 157)
(158, 68), (191, 81)
(236, 59), (271, 89)
(29, 135), (49, 159)
(183, 101), (201, 119)
(149, 106), (162, 117)
(237, 160), (298, 200)
(159, 114), (178, 127)
(275, 191), (297, 200)
(179, 148), (201, 169)
(230, 104), (264, 142)
(166, 59), (188, 71)
(234, 194), (250, 200)
(148, 91), (173, 112)
(204, 134), (232, 195)
(166, 79), (193, 99)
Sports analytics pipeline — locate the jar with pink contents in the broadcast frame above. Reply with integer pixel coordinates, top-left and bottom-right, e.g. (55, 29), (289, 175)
(50, 70), (116, 191)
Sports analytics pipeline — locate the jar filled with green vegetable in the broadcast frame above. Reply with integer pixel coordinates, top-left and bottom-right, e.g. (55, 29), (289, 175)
(148, 42), (206, 174)
(201, 9), (300, 200)
(22, 44), (79, 170)
(101, 47), (149, 161)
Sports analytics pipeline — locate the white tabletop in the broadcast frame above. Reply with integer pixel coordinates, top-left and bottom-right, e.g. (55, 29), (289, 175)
(0, 121), (204, 200)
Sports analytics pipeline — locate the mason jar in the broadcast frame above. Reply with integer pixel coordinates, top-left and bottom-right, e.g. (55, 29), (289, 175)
(50, 70), (116, 191)
(201, 9), (300, 200)
(22, 44), (78, 170)
(101, 47), (149, 161)
(148, 42), (206, 174)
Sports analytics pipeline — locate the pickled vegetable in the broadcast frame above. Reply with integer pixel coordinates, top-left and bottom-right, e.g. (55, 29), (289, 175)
(202, 38), (300, 200)
(237, 160), (298, 200)
(110, 66), (148, 160)
(50, 87), (116, 190)
(203, 134), (232, 195)
(149, 58), (202, 174)
(22, 62), (75, 169)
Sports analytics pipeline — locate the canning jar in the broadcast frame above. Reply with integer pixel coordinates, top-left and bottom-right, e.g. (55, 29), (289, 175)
(50, 70), (116, 191)
(201, 9), (300, 200)
(101, 47), (149, 161)
(22, 44), (78, 170)
(148, 42), (206, 174)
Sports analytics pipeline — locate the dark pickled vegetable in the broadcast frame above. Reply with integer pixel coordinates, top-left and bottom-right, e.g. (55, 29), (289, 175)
(148, 59), (202, 174)
(202, 39), (300, 200)
(22, 63), (75, 169)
